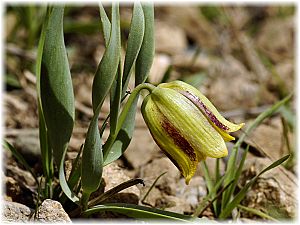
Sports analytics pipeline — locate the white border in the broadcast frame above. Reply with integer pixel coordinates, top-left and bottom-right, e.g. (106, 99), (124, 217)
(0, 1), (299, 224)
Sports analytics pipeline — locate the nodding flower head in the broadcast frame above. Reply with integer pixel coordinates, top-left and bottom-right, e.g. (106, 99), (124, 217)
(141, 80), (244, 184)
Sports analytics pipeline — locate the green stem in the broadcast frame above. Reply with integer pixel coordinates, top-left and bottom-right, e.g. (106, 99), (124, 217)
(81, 192), (91, 211)
(102, 83), (155, 159)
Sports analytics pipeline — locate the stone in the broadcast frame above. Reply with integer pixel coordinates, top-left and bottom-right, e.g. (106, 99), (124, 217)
(175, 176), (207, 210)
(2, 201), (33, 222)
(155, 21), (187, 55)
(148, 54), (171, 84)
(256, 17), (294, 63)
(239, 157), (296, 219)
(33, 199), (71, 223)
(102, 162), (141, 204)
(4, 173), (35, 208)
(14, 129), (41, 165)
(140, 157), (181, 196)
(155, 195), (191, 214)
(124, 127), (159, 169)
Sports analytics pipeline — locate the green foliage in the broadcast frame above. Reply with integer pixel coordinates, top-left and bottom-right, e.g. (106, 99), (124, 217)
(83, 203), (204, 221)
(198, 94), (292, 219)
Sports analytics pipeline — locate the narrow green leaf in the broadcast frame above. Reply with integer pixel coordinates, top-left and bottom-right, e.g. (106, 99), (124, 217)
(102, 83), (155, 165)
(122, 2), (145, 94)
(92, 2), (120, 112)
(99, 3), (111, 47)
(81, 114), (103, 195)
(40, 5), (78, 203)
(201, 160), (219, 216)
(201, 161), (213, 193)
(237, 204), (279, 221)
(81, 3), (120, 200)
(83, 203), (203, 221)
(135, 3), (155, 85)
(102, 4), (154, 165)
(36, 6), (53, 183)
(222, 93), (293, 209)
(219, 155), (290, 219)
(109, 60), (122, 136)
(103, 97), (138, 165)
(40, 5), (74, 167)
(89, 178), (144, 207)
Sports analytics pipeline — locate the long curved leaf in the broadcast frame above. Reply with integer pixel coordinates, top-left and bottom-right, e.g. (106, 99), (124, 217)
(39, 6), (78, 202)
(40, 5), (74, 167)
(135, 3), (155, 85)
(102, 4), (154, 165)
(81, 3), (120, 197)
(122, 2), (145, 94)
(83, 203), (204, 221)
(92, 2), (120, 112)
(81, 114), (103, 195)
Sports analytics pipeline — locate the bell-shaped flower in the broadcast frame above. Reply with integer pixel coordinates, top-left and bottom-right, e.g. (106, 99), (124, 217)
(141, 80), (244, 184)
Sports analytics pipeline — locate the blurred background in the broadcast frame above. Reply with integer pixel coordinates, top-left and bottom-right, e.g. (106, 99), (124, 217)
(4, 4), (296, 220)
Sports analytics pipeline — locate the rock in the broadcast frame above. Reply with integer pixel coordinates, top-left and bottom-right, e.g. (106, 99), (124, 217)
(273, 60), (294, 92)
(155, 195), (191, 214)
(139, 186), (163, 207)
(2, 201), (33, 222)
(140, 157), (181, 195)
(256, 17), (294, 63)
(175, 176), (207, 210)
(148, 54), (171, 84)
(124, 127), (160, 169)
(243, 117), (291, 160)
(4, 173), (35, 208)
(6, 164), (36, 187)
(157, 6), (219, 49)
(207, 55), (275, 111)
(155, 21), (187, 55)
(33, 199), (71, 223)
(102, 162), (141, 204)
(14, 129), (41, 165)
(239, 157), (296, 219)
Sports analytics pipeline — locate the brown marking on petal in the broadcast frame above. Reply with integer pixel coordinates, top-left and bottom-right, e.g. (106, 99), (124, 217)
(161, 116), (197, 161)
(180, 91), (229, 131)
(148, 130), (183, 173)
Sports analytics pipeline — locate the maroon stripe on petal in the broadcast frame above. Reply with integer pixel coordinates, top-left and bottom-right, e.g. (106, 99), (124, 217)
(180, 91), (229, 131)
(161, 116), (197, 161)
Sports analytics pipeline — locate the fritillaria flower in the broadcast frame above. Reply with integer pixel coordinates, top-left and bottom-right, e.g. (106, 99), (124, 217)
(141, 80), (244, 184)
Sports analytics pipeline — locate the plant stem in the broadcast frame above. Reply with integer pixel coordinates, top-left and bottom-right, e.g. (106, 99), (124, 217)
(81, 192), (91, 211)
(102, 83), (155, 160)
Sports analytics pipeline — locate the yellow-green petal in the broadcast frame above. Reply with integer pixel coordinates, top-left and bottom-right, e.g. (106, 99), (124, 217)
(150, 87), (228, 159)
(141, 94), (199, 184)
(159, 80), (245, 133)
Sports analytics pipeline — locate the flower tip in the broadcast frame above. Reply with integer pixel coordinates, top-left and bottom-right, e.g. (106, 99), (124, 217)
(185, 175), (192, 185)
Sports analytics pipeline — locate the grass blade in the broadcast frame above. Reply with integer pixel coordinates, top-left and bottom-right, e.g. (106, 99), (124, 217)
(83, 203), (204, 221)
(237, 204), (279, 221)
(222, 93), (293, 210)
(219, 154), (290, 219)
